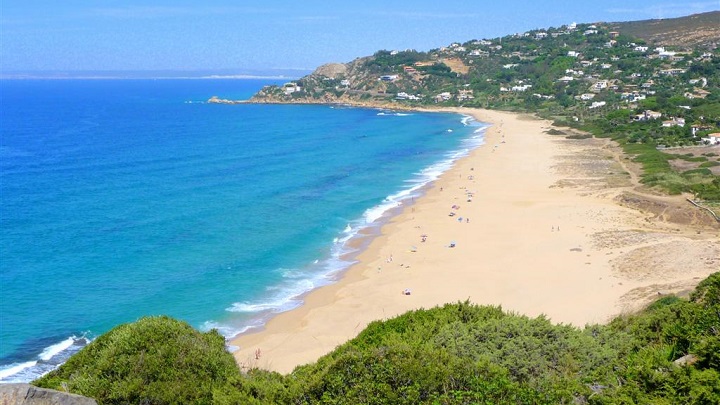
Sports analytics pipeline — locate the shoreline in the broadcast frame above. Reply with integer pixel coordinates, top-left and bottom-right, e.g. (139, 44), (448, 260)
(230, 106), (719, 374)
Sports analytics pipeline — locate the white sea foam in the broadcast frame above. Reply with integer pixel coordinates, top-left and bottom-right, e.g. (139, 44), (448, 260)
(281, 268), (305, 279)
(227, 279), (314, 314)
(38, 337), (75, 361)
(201, 320), (256, 338)
(0, 335), (90, 383)
(0, 361), (37, 380)
(376, 111), (412, 117)
(333, 223), (355, 244)
(227, 301), (290, 313)
(361, 117), (487, 225)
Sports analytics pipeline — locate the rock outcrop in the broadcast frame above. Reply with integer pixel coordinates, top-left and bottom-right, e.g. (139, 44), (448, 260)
(311, 63), (347, 79)
(0, 384), (97, 405)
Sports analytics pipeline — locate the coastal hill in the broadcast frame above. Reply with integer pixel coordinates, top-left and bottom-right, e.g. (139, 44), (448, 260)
(610, 11), (720, 49)
(243, 10), (720, 203)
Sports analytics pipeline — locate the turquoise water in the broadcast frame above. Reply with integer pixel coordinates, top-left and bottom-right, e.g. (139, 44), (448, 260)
(0, 79), (486, 381)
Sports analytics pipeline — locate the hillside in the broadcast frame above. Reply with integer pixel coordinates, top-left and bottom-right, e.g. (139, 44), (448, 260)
(243, 11), (720, 203)
(610, 11), (720, 49)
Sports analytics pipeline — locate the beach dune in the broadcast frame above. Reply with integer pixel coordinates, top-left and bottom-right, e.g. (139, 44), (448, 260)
(231, 108), (720, 374)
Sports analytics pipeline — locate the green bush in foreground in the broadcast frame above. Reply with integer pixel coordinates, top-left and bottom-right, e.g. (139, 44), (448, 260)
(34, 273), (720, 404)
(34, 316), (254, 405)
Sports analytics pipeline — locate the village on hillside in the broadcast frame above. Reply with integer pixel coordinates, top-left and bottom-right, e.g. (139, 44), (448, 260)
(249, 16), (720, 201)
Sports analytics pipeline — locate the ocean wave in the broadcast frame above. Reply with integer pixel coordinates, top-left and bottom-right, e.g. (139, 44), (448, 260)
(0, 335), (90, 383)
(38, 337), (75, 361)
(363, 159), (450, 224)
(377, 111), (412, 117)
(280, 268), (306, 279)
(363, 200), (399, 224)
(201, 320), (257, 338)
(227, 279), (314, 314)
(0, 361), (37, 380)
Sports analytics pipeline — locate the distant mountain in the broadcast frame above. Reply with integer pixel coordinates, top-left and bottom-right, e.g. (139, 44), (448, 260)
(609, 11), (719, 49)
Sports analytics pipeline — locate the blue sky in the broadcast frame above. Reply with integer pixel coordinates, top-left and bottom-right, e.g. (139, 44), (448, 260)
(1, 0), (718, 74)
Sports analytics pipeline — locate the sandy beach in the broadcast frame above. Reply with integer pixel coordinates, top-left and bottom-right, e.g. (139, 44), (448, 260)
(231, 107), (719, 374)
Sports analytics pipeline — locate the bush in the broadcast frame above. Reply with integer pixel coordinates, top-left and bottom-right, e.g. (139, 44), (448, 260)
(34, 316), (247, 405)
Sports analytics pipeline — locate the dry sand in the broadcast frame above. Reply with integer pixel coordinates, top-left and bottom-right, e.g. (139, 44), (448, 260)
(231, 107), (719, 374)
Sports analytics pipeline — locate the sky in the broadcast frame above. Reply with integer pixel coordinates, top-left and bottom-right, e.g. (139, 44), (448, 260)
(1, 0), (718, 75)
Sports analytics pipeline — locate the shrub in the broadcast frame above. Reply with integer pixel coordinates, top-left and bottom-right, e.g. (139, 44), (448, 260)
(699, 160), (720, 168)
(34, 316), (246, 405)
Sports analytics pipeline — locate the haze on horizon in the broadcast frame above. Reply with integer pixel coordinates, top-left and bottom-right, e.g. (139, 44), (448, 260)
(2, 0), (718, 77)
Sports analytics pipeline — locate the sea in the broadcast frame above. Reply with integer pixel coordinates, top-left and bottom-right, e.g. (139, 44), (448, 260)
(0, 78), (487, 382)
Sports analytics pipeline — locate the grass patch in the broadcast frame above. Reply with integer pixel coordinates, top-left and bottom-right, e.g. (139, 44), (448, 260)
(684, 168), (713, 176)
(566, 133), (593, 140)
(699, 161), (720, 168)
(674, 154), (709, 162)
(626, 144), (674, 174)
(641, 172), (690, 194)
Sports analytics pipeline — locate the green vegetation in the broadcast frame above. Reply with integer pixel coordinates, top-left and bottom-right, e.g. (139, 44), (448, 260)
(34, 316), (243, 405)
(35, 273), (720, 404)
(366, 50), (429, 72)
